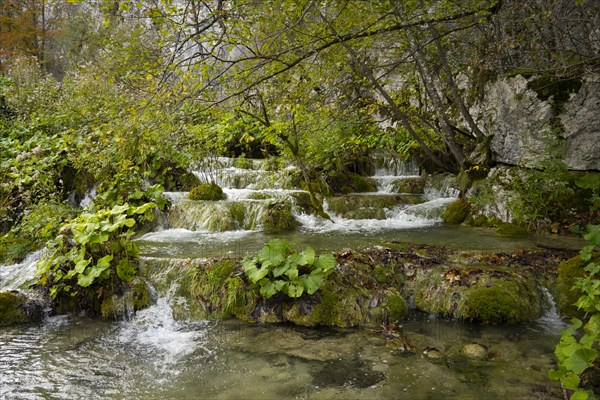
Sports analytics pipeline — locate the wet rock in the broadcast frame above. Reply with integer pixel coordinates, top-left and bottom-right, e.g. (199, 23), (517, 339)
(389, 177), (426, 194)
(0, 291), (44, 326)
(442, 198), (471, 224)
(326, 194), (426, 219)
(262, 202), (298, 232)
(461, 343), (488, 359)
(188, 183), (227, 201)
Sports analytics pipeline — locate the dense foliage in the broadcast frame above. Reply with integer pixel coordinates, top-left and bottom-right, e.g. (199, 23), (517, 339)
(550, 225), (600, 399)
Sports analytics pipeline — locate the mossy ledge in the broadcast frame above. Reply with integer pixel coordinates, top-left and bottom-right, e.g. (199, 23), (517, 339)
(138, 243), (573, 327)
(0, 291), (45, 326)
(188, 183), (226, 201)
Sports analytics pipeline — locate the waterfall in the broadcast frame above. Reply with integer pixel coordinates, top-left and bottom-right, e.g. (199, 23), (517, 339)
(536, 288), (566, 333)
(0, 250), (45, 294)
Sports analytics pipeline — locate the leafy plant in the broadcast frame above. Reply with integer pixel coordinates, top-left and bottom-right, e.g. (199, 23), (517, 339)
(36, 202), (156, 309)
(242, 239), (336, 299)
(550, 224), (600, 399)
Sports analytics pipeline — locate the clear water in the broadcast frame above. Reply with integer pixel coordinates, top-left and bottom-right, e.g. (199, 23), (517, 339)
(0, 155), (569, 398)
(0, 304), (564, 400)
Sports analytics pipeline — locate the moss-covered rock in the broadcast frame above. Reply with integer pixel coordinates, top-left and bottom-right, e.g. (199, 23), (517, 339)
(100, 279), (152, 320)
(234, 158), (254, 170)
(495, 223), (528, 237)
(188, 183), (226, 201)
(0, 291), (44, 326)
(328, 171), (378, 194)
(389, 177), (426, 194)
(262, 202), (298, 232)
(326, 194), (426, 219)
(443, 198), (471, 224)
(556, 253), (600, 317)
(462, 281), (543, 324)
(411, 267), (546, 324)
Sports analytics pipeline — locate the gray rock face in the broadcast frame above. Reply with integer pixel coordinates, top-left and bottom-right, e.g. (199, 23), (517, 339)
(471, 74), (600, 171)
(561, 74), (600, 170)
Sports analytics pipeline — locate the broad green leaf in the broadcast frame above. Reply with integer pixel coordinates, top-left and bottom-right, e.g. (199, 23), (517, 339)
(315, 253), (337, 273)
(570, 389), (595, 400)
(258, 239), (289, 267)
(75, 258), (91, 273)
(132, 202), (156, 215)
(560, 371), (580, 390)
(272, 261), (291, 278)
(301, 271), (324, 295)
(564, 348), (597, 374)
(300, 247), (315, 265)
(575, 174), (600, 190)
(259, 279), (285, 298)
(286, 283), (304, 298)
(77, 271), (95, 287)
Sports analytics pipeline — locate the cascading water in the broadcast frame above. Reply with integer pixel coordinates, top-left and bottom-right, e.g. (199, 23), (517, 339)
(138, 154), (459, 257)
(0, 250), (45, 294)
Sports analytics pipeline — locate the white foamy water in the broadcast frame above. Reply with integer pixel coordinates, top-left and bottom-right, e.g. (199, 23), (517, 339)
(115, 296), (213, 371)
(0, 249), (45, 293)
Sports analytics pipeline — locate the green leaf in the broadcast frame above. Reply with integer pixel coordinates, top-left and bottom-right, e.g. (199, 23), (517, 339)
(259, 279), (285, 298)
(315, 253), (336, 273)
(570, 388), (595, 400)
(300, 247), (315, 265)
(286, 283), (304, 298)
(75, 258), (91, 273)
(301, 271), (324, 295)
(258, 239), (289, 267)
(132, 202), (155, 215)
(561, 371), (580, 390)
(564, 348), (597, 375)
(575, 174), (600, 190)
(242, 256), (270, 283)
(272, 261), (291, 278)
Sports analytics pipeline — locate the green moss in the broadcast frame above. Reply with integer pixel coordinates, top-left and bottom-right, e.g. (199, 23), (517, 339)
(175, 172), (202, 191)
(383, 289), (408, 322)
(495, 223), (528, 237)
(188, 183), (226, 201)
(556, 254), (600, 317)
(463, 281), (543, 324)
(390, 178), (425, 194)
(312, 288), (341, 325)
(262, 202), (298, 232)
(0, 292), (29, 326)
(443, 198), (471, 224)
(350, 173), (378, 193)
(131, 279), (151, 311)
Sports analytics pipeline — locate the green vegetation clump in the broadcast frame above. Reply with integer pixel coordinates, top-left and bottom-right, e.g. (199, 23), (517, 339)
(550, 225), (600, 398)
(190, 258), (258, 320)
(242, 239), (337, 299)
(443, 198), (471, 224)
(36, 202), (156, 316)
(390, 178), (425, 194)
(556, 253), (600, 318)
(188, 183), (226, 201)
(234, 158), (254, 169)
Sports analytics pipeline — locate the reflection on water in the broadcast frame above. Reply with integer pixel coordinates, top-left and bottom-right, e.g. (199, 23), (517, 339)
(0, 307), (563, 400)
